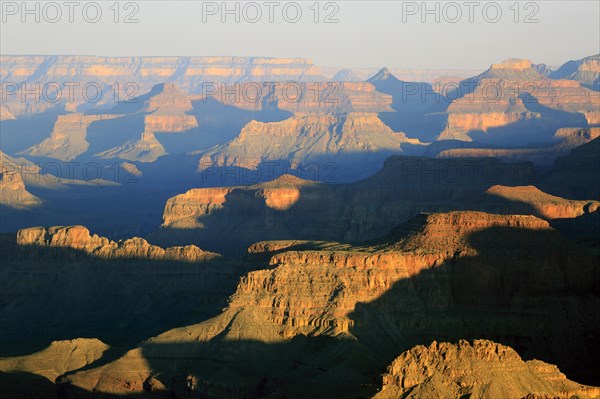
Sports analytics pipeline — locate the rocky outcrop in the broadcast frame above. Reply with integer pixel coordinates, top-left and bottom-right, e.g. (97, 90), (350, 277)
(0, 338), (109, 383)
(551, 53), (600, 91)
(96, 130), (166, 162)
(197, 112), (423, 179)
(373, 340), (600, 399)
(0, 167), (41, 209)
(16, 225), (220, 262)
(58, 211), (600, 398)
(156, 156), (538, 253)
(141, 83), (199, 133)
(22, 113), (120, 161)
(0, 105), (15, 121)
(480, 185), (599, 219)
(121, 161), (142, 177)
(437, 59), (599, 144)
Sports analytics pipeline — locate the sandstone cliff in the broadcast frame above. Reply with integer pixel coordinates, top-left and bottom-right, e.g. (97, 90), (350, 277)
(16, 225), (220, 262)
(0, 167), (41, 209)
(57, 211), (599, 398)
(551, 53), (600, 91)
(436, 59), (599, 144)
(479, 185), (599, 219)
(372, 340), (600, 399)
(197, 112), (423, 179)
(0, 56), (325, 113)
(156, 156), (539, 253)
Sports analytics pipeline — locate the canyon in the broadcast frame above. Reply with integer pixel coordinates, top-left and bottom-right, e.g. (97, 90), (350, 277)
(2, 211), (595, 398)
(0, 53), (599, 399)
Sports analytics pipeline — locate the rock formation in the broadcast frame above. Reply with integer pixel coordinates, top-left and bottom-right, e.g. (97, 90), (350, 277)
(476, 185), (599, 219)
(372, 340), (600, 399)
(0, 160), (41, 209)
(0, 338), (109, 383)
(206, 81), (393, 114)
(436, 59), (599, 144)
(197, 113), (423, 180)
(157, 155), (538, 253)
(0, 56), (326, 115)
(55, 211), (599, 398)
(551, 53), (600, 91)
(0, 105), (16, 121)
(96, 130), (167, 163)
(139, 83), (199, 133)
(22, 113), (120, 161)
(16, 225), (220, 262)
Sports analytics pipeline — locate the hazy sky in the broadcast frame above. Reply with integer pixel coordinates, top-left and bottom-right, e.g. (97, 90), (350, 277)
(1, 0), (598, 69)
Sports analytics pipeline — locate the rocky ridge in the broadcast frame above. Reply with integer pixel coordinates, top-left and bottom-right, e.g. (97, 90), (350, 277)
(437, 59), (599, 144)
(56, 211), (599, 398)
(372, 340), (600, 399)
(16, 225), (220, 262)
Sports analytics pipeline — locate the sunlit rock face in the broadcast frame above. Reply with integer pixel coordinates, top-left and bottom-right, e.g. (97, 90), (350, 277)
(373, 340), (600, 399)
(197, 112), (422, 179)
(436, 59), (600, 145)
(0, 167), (41, 209)
(0, 55), (326, 116)
(54, 211), (599, 398)
(155, 156), (541, 254)
(16, 225), (220, 262)
(551, 53), (600, 91)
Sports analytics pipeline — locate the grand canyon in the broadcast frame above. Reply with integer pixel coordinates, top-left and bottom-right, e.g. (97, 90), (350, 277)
(1, 39), (599, 399)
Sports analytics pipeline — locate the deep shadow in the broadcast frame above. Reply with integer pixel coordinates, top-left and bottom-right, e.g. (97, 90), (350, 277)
(149, 156), (536, 256)
(0, 235), (250, 357)
(0, 109), (62, 154)
(1, 224), (599, 398)
(466, 93), (590, 146)
(188, 97), (292, 150)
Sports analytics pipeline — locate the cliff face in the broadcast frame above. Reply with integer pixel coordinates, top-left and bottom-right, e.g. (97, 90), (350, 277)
(16, 225), (220, 262)
(373, 340), (600, 399)
(480, 185), (599, 219)
(551, 53), (600, 91)
(141, 83), (199, 133)
(197, 112), (422, 179)
(0, 56), (325, 115)
(437, 59), (599, 144)
(22, 113), (120, 161)
(0, 170), (41, 209)
(156, 156), (540, 253)
(208, 81), (393, 114)
(57, 211), (599, 398)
